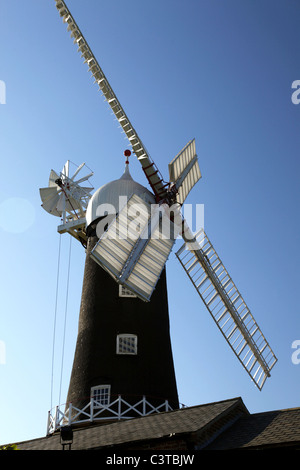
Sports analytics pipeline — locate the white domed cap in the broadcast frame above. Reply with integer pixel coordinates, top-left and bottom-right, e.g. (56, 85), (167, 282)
(86, 163), (155, 228)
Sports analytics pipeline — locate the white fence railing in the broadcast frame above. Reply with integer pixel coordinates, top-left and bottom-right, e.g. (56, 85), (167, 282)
(47, 395), (173, 434)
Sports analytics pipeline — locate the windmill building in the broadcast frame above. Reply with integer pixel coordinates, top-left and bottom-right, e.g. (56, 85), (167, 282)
(66, 159), (179, 417)
(7, 0), (282, 450)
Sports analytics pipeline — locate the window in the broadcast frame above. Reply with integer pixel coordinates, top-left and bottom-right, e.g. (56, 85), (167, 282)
(119, 284), (137, 298)
(91, 385), (111, 407)
(116, 334), (138, 355)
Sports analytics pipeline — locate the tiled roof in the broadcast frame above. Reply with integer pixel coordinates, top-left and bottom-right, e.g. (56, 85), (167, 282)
(206, 407), (300, 449)
(15, 397), (246, 450)
(11, 397), (300, 450)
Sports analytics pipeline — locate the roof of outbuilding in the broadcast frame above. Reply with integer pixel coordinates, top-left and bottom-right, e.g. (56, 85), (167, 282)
(12, 397), (300, 450)
(15, 397), (247, 450)
(206, 406), (300, 449)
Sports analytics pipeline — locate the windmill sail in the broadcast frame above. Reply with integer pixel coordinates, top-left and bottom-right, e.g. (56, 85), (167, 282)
(91, 194), (179, 301)
(176, 228), (277, 390)
(168, 139), (201, 204)
(54, 0), (168, 201)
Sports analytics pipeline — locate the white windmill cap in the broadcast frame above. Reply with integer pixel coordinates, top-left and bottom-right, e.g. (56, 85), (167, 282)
(85, 152), (155, 228)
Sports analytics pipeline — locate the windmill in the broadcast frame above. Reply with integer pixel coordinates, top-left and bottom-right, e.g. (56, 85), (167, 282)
(42, 0), (277, 433)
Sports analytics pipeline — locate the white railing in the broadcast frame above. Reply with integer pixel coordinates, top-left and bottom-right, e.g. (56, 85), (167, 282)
(47, 395), (173, 434)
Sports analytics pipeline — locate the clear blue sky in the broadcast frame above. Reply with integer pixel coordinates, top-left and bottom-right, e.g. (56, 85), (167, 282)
(0, 0), (299, 444)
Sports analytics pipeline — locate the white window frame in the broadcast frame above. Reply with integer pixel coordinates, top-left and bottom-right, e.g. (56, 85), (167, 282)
(116, 334), (138, 355)
(91, 384), (111, 407)
(119, 284), (137, 298)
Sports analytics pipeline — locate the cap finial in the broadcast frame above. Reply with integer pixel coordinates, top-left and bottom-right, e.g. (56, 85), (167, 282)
(124, 149), (131, 164)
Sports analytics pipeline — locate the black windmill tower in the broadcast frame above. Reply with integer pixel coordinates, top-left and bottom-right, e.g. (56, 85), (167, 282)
(40, 1), (277, 433)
